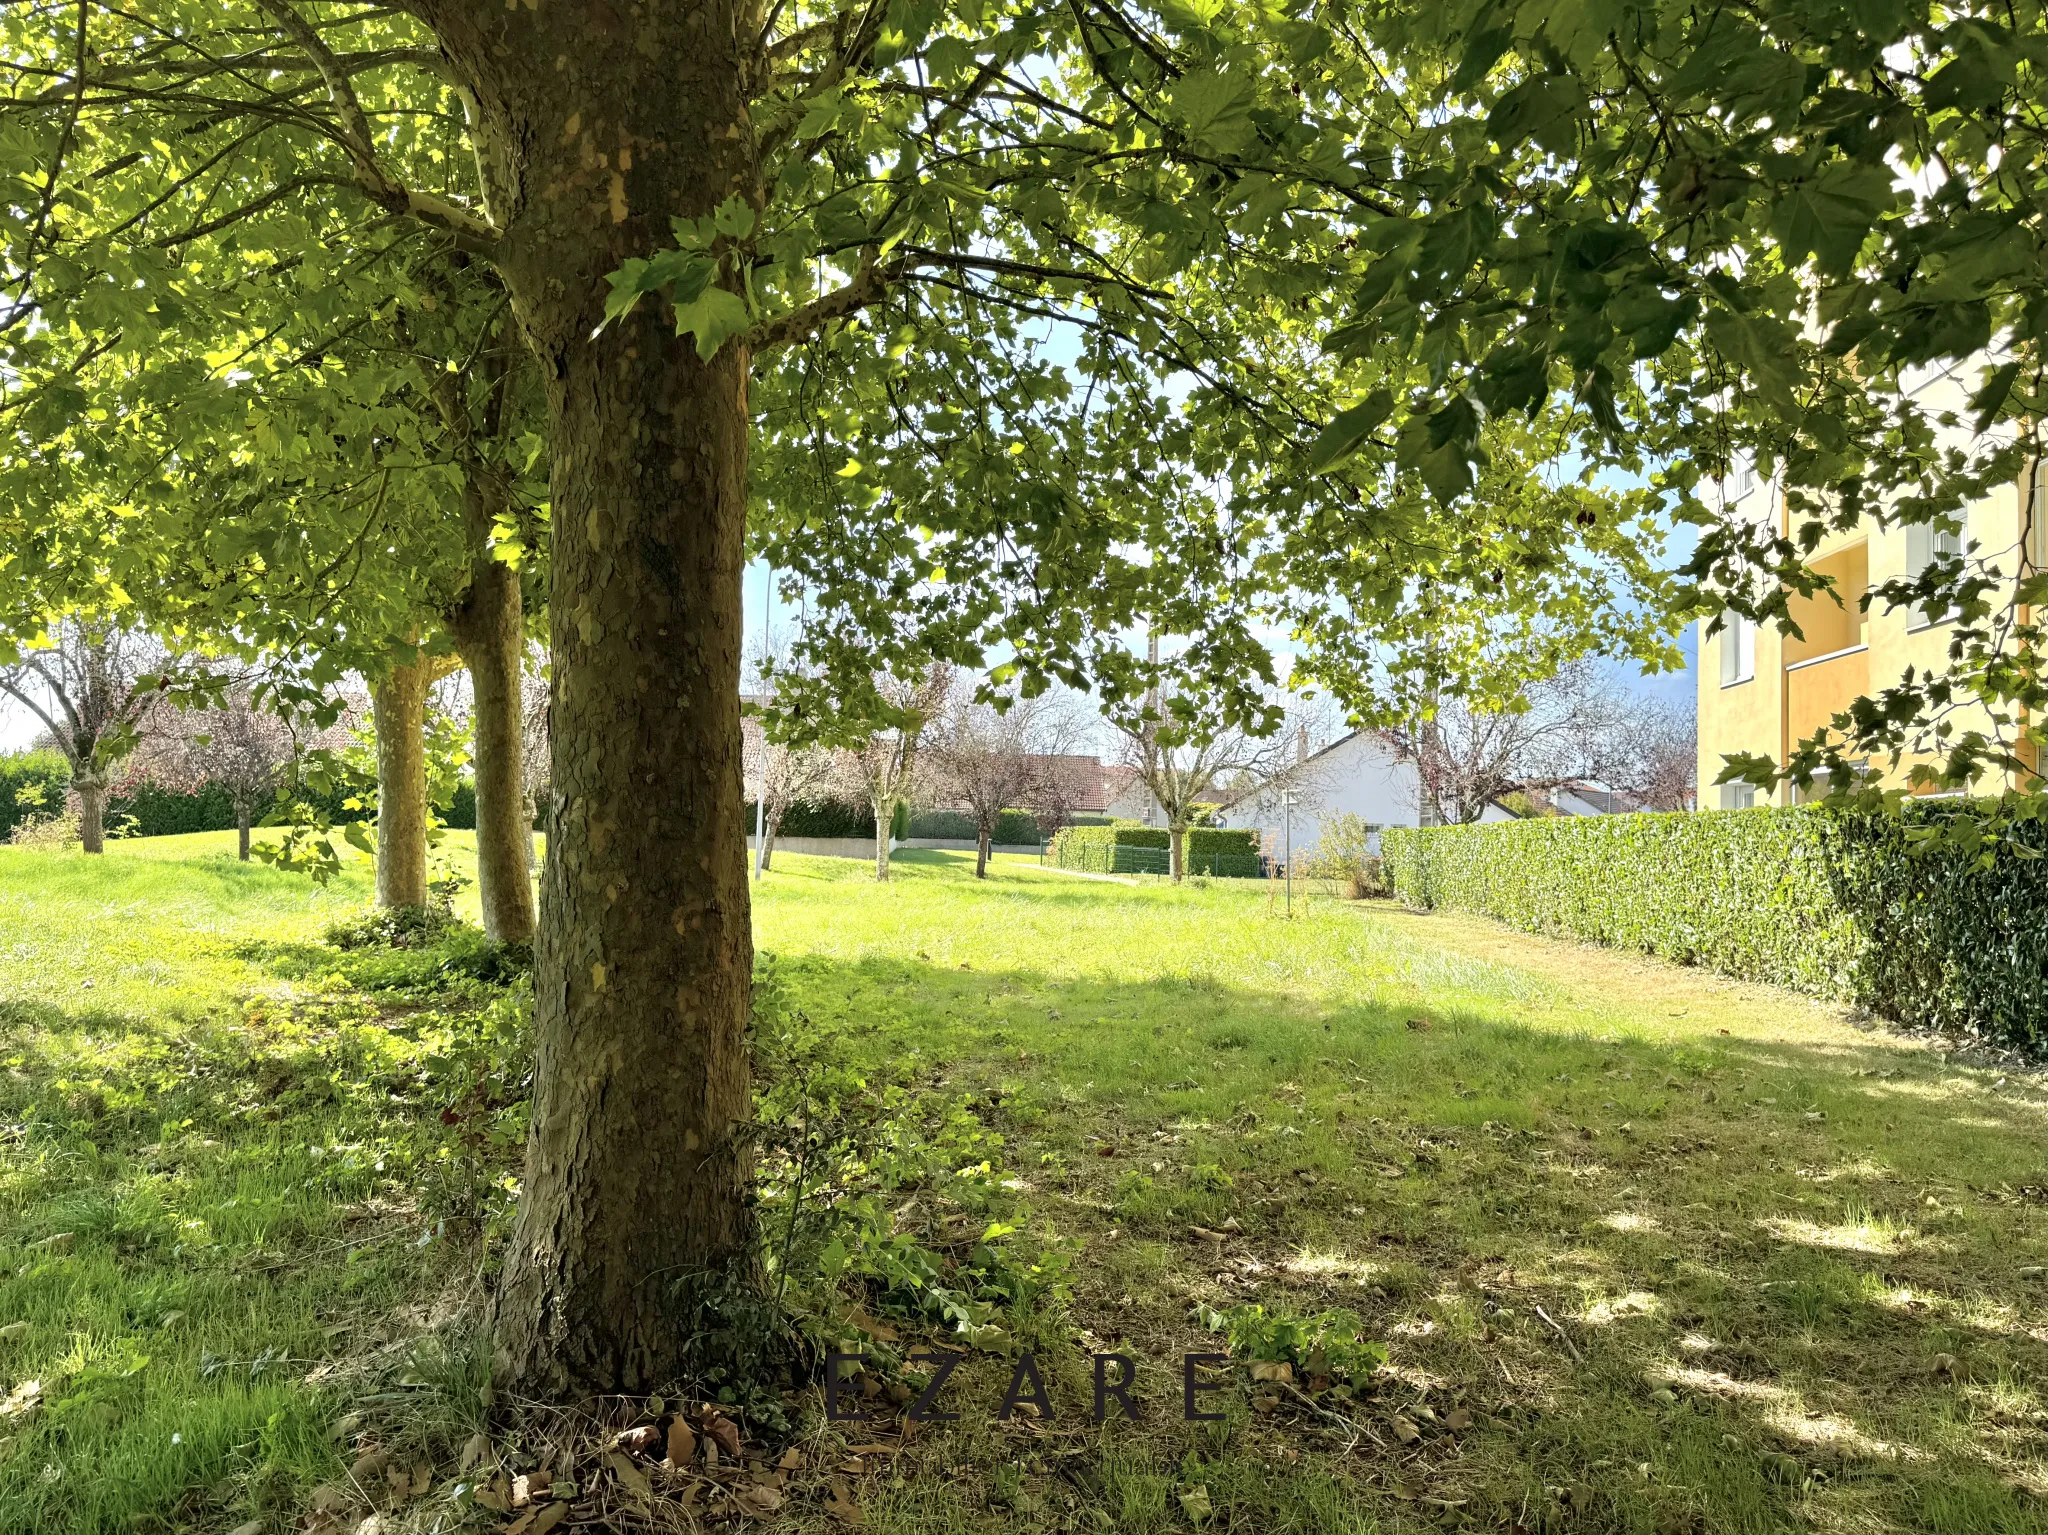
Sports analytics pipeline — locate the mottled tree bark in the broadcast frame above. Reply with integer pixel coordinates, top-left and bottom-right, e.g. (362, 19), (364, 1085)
(373, 659), (429, 909)
(976, 827), (990, 879)
(76, 774), (105, 854)
(449, 558), (536, 944)
(236, 801), (253, 861)
(421, 0), (758, 1395)
(1169, 822), (1186, 882)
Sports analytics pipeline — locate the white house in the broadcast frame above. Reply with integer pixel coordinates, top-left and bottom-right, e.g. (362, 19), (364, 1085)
(1224, 729), (1428, 857)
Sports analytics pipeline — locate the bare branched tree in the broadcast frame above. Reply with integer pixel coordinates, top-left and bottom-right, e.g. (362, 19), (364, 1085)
(1108, 676), (1306, 881)
(1598, 699), (1697, 811)
(833, 664), (953, 882)
(928, 688), (1047, 878)
(0, 621), (165, 853)
(1017, 692), (1100, 840)
(1384, 662), (1630, 825)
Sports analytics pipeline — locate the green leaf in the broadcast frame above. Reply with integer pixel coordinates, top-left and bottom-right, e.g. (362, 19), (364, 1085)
(1770, 161), (1896, 278)
(674, 285), (752, 361)
(1306, 390), (1395, 474)
(1969, 359), (2022, 433)
(1166, 68), (1258, 156)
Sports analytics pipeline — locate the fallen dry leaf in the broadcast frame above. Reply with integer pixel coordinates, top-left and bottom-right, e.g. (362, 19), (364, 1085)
(0, 1323), (26, 1344)
(310, 1484), (350, 1515)
(410, 1462), (433, 1498)
(1180, 1485), (1214, 1524)
(1251, 1394), (1279, 1415)
(837, 1457), (866, 1474)
(1391, 1415), (1422, 1445)
(1249, 1361), (1293, 1383)
(227, 1521), (264, 1535)
(616, 1424), (662, 1458)
(606, 1451), (652, 1500)
(666, 1418), (697, 1465)
(824, 1478), (864, 1527)
(1444, 1406), (1472, 1431)
(348, 1449), (390, 1487)
(703, 1412), (742, 1459)
(845, 1444), (900, 1456)
(531, 1503), (568, 1534)
(735, 1485), (783, 1516)
(776, 1447), (803, 1471)
(460, 1432), (492, 1473)
(473, 1478), (510, 1513)
(1405, 1017), (1432, 1031)
(850, 1311), (900, 1343)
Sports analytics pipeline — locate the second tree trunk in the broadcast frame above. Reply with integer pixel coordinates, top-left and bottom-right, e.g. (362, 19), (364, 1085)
(374, 659), (430, 909)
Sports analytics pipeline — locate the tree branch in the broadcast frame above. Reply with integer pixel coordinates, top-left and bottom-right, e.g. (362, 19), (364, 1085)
(254, 0), (497, 248)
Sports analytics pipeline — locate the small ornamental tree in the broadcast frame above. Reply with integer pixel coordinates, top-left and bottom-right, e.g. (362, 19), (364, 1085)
(834, 666), (953, 883)
(0, 621), (164, 853)
(928, 689), (1048, 878)
(145, 687), (303, 860)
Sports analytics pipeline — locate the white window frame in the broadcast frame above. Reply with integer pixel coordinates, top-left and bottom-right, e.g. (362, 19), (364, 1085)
(1718, 614), (1756, 687)
(1719, 781), (1757, 810)
(1905, 515), (1965, 631)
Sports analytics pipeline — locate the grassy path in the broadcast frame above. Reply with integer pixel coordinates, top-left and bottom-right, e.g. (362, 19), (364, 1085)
(0, 837), (2042, 1532)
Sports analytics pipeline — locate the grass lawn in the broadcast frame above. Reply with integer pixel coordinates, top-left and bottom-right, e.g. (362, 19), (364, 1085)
(2, 835), (2046, 1533)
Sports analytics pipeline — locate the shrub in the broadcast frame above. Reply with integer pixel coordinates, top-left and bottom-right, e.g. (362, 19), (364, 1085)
(1383, 804), (2048, 1046)
(905, 808), (977, 840)
(1299, 812), (1387, 898)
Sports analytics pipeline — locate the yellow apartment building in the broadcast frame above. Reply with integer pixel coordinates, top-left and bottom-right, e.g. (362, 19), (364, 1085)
(1696, 389), (2041, 805)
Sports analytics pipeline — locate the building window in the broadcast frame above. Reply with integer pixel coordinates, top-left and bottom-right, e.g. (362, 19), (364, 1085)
(1717, 614), (1755, 687)
(1727, 454), (1756, 503)
(1720, 782), (1756, 810)
(1905, 515), (1965, 628)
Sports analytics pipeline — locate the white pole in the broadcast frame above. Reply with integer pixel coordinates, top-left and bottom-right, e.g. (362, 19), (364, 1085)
(1284, 791), (1293, 919)
(753, 564), (769, 881)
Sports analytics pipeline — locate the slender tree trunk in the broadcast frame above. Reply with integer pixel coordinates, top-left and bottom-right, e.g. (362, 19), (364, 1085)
(373, 659), (430, 910)
(1169, 821), (1186, 882)
(423, 0), (758, 1396)
(450, 559), (537, 944)
(236, 802), (252, 861)
(976, 826), (990, 878)
(872, 793), (893, 881)
(76, 773), (106, 854)
(762, 811), (778, 871)
(522, 785), (539, 874)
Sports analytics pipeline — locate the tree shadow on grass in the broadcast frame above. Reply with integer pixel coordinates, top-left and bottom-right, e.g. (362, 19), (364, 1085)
(769, 944), (2048, 1534)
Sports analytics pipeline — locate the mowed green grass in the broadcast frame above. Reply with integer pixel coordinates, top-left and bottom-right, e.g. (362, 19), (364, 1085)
(0, 836), (2045, 1532)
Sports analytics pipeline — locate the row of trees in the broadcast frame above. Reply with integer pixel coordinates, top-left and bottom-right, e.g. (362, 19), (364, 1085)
(750, 669), (1097, 879)
(1, 0), (2033, 1400)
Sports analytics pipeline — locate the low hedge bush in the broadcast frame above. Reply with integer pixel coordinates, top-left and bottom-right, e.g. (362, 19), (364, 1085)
(904, 808), (1043, 844)
(1050, 823), (1262, 877)
(1382, 804), (2048, 1046)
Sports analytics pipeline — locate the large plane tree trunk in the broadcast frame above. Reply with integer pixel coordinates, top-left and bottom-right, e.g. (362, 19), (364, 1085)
(427, 0), (759, 1396)
(373, 658), (430, 909)
(449, 555), (538, 945)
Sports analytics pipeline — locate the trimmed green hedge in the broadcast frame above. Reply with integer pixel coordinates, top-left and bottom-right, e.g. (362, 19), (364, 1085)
(1049, 823), (1263, 877)
(905, 808), (1042, 843)
(745, 798), (877, 839)
(1382, 806), (2048, 1046)
(0, 751), (71, 839)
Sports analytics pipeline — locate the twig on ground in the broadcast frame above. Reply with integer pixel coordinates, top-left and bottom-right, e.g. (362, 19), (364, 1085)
(1533, 1304), (1584, 1364)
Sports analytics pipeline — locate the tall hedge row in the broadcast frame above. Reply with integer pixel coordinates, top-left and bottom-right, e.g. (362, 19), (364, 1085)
(0, 751), (70, 839)
(1382, 806), (2048, 1046)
